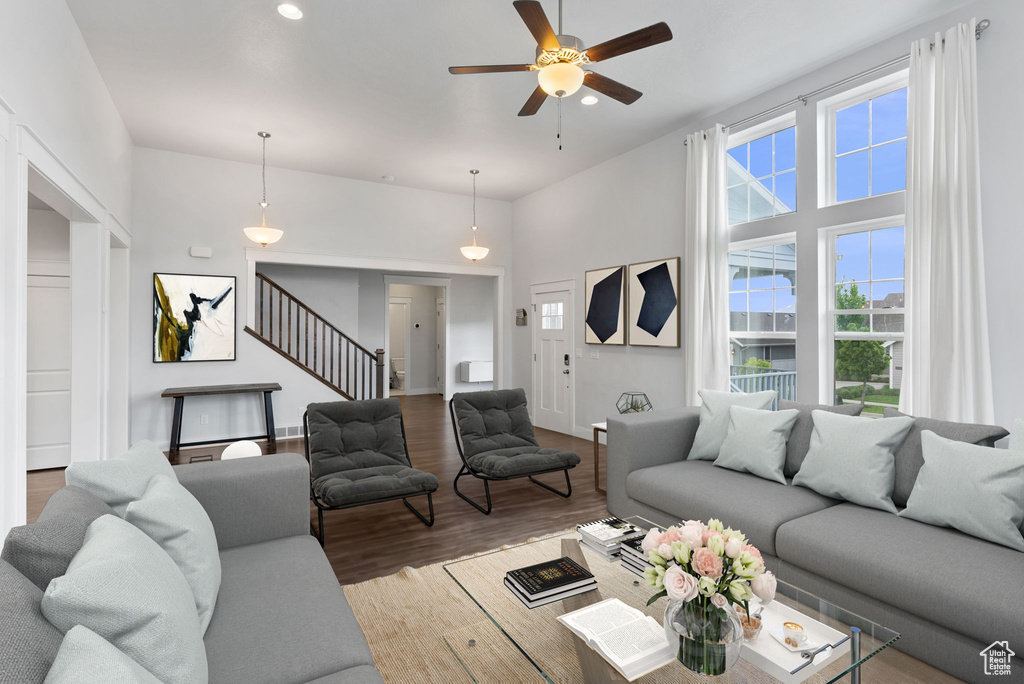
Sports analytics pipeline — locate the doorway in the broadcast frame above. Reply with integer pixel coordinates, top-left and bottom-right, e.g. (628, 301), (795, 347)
(26, 194), (71, 470)
(435, 297), (446, 395)
(388, 296), (412, 395)
(531, 281), (575, 435)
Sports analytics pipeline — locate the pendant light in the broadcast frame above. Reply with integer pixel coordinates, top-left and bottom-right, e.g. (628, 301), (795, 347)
(459, 169), (489, 262)
(243, 131), (284, 247)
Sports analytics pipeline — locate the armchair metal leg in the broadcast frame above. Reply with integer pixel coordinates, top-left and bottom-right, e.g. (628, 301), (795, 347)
(403, 492), (435, 527)
(528, 469), (573, 498)
(453, 466), (493, 515)
(313, 507), (325, 547)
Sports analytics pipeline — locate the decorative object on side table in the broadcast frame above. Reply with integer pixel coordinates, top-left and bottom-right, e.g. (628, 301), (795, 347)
(616, 391), (652, 414)
(627, 257), (680, 347)
(153, 273), (236, 362)
(641, 518), (774, 676)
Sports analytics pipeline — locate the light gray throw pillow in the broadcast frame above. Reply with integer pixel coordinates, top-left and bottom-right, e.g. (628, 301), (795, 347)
(687, 389), (777, 461)
(792, 410), (914, 513)
(714, 406), (800, 484)
(44, 625), (162, 684)
(41, 515), (208, 684)
(899, 431), (1024, 552)
(778, 400), (864, 478)
(65, 441), (176, 516)
(124, 474), (221, 634)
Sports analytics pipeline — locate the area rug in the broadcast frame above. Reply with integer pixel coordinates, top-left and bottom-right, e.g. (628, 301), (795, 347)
(343, 531), (952, 684)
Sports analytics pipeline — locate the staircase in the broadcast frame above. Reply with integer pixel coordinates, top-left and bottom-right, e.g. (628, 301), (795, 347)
(245, 272), (384, 401)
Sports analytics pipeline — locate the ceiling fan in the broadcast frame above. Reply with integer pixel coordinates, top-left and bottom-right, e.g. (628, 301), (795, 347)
(449, 0), (673, 116)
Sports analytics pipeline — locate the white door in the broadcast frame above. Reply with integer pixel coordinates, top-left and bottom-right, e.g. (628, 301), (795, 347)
(436, 298), (446, 395)
(26, 273), (72, 469)
(532, 289), (573, 434)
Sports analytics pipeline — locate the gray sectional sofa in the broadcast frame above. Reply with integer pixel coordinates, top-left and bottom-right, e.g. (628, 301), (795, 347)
(1, 453), (383, 684)
(606, 404), (1023, 684)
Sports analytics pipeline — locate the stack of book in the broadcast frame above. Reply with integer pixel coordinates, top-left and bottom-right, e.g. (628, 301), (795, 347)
(504, 557), (598, 609)
(577, 517), (646, 561)
(618, 536), (654, 578)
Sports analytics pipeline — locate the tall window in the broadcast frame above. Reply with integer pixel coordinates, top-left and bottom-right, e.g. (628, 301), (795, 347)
(727, 114), (797, 225)
(819, 71), (908, 206)
(728, 239), (797, 401)
(826, 220), (905, 414)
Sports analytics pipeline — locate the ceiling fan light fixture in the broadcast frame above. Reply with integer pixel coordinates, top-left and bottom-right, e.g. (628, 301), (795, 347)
(581, 95), (598, 105)
(538, 62), (584, 97)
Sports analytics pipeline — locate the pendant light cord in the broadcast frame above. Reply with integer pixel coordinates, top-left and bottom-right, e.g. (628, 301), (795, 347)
(472, 171), (477, 227)
(261, 134), (268, 206)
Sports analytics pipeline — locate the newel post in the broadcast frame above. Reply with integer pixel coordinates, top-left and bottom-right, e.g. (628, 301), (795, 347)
(375, 349), (385, 399)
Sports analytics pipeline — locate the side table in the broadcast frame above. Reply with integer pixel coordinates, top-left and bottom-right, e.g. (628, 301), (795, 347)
(591, 422), (607, 494)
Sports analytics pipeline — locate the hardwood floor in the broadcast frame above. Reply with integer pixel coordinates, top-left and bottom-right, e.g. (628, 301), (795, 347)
(26, 394), (611, 584)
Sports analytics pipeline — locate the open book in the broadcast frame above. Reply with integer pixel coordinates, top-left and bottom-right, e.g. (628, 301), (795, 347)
(557, 598), (675, 681)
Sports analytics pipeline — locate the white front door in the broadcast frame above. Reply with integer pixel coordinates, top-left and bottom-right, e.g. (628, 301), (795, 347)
(26, 273), (72, 470)
(436, 298), (446, 395)
(532, 288), (573, 434)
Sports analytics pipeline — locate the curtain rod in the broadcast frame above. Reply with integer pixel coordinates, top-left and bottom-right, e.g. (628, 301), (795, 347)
(684, 18), (991, 143)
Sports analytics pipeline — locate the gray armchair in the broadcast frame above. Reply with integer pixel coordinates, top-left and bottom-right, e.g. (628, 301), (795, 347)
(304, 399), (438, 545)
(449, 388), (580, 514)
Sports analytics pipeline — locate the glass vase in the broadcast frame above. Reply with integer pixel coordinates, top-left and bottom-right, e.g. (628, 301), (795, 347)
(664, 598), (743, 676)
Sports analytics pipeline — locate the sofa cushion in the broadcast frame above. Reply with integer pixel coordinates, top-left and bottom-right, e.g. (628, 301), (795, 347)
(43, 625), (161, 684)
(882, 408), (1009, 507)
(124, 474), (222, 634)
(899, 431), (1024, 551)
(625, 460), (837, 555)
(64, 441), (176, 516)
(0, 559), (63, 684)
(775, 503), (1024, 647)
(41, 515), (207, 684)
(2, 485), (114, 591)
(792, 411), (914, 513)
(205, 535), (377, 684)
(306, 399), (411, 482)
(778, 400), (863, 478)
(305, 666), (385, 683)
(714, 406), (800, 484)
(313, 465), (439, 507)
(466, 447), (580, 478)
(688, 389), (776, 461)
(452, 389), (539, 458)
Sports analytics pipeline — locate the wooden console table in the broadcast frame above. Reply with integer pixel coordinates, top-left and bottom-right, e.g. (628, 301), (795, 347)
(161, 383), (282, 451)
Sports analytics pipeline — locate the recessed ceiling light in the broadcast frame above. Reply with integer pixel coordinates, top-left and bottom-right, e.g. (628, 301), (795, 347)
(277, 3), (303, 20)
(581, 95), (598, 106)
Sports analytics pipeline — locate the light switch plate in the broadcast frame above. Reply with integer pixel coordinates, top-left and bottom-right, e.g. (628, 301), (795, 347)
(589, 349), (600, 359)
(575, 349), (582, 358)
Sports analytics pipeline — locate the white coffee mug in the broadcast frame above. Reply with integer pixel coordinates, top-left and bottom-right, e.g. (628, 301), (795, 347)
(783, 621), (808, 647)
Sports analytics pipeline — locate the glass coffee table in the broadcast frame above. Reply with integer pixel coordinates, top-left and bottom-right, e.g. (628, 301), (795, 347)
(443, 520), (899, 683)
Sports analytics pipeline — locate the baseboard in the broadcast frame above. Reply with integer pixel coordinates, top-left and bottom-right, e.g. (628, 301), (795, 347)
(404, 388), (440, 396)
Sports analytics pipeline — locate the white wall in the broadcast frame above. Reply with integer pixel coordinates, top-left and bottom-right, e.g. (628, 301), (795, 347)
(0, 0), (133, 535)
(389, 284), (443, 394)
(131, 148), (511, 447)
(449, 274), (495, 393)
(510, 0), (1024, 433)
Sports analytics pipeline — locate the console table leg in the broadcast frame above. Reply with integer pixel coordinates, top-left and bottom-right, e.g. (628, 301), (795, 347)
(263, 391), (277, 444)
(850, 626), (861, 684)
(170, 397), (184, 451)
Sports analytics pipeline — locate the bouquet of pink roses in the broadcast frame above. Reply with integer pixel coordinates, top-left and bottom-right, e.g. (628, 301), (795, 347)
(642, 518), (776, 675)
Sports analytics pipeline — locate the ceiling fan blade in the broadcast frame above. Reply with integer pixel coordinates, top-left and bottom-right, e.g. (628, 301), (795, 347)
(449, 64), (535, 74)
(513, 0), (560, 52)
(584, 72), (642, 104)
(586, 22), (673, 62)
(518, 86), (548, 116)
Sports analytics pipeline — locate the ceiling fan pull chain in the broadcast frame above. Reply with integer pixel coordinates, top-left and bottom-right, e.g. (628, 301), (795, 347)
(557, 96), (563, 151)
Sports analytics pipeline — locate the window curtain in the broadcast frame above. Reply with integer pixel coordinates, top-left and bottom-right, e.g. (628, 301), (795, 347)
(900, 18), (994, 423)
(683, 124), (730, 405)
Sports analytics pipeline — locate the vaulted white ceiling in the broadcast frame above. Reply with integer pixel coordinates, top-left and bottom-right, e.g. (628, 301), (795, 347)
(66, 0), (969, 200)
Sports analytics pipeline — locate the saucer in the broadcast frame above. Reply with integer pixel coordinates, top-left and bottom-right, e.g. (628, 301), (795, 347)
(769, 627), (822, 653)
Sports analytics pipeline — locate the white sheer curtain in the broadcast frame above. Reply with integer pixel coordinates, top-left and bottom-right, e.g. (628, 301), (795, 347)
(901, 18), (994, 423)
(683, 124), (730, 405)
